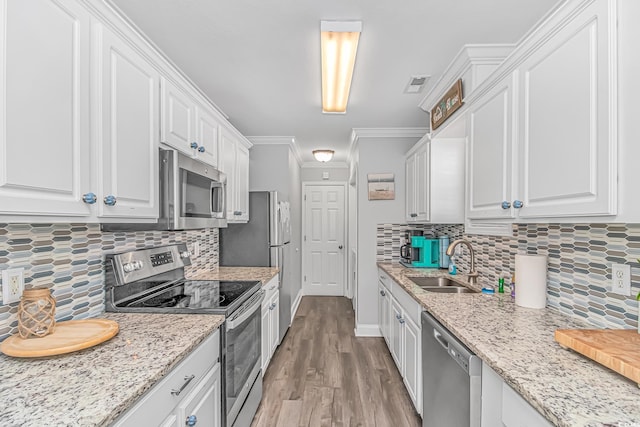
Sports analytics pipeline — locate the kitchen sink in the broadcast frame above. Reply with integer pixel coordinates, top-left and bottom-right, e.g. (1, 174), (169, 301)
(407, 276), (459, 287)
(420, 286), (479, 294)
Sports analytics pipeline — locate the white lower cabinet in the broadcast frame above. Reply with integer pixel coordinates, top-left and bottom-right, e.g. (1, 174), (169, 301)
(261, 275), (280, 373)
(378, 280), (391, 345)
(378, 268), (422, 415)
(112, 329), (221, 427)
(481, 361), (552, 427)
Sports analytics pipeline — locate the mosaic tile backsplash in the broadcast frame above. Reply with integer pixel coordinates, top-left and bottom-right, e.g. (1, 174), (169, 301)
(0, 223), (218, 341)
(377, 223), (640, 329)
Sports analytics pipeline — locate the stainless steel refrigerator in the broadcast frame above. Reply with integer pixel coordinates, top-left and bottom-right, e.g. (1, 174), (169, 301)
(220, 191), (291, 343)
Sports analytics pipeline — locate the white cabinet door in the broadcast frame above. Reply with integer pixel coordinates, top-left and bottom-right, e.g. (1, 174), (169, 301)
(378, 282), (386, 337)
(219, 127), (237, 219)
(261, 299), (271, 373)
(516, 0), (615, 218)
(177, 364), (222, 427)
(235, 143), (250, 222)
(405, 154), (417, 222)
(161, 77), (196, 153)
(467, 74), (516, 220)
(414, 144), (430, 222)
(403, 315), (422, 415)
(389, 297), (404, 371)
(195, 106), (220, 168)
(0, 0), (93, 218)
(269, 290), (280, 357)
(95, 23), (159, 219)
(382, 287), (390, 345)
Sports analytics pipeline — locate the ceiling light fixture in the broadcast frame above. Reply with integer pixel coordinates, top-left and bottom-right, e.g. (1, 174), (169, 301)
(321, 21), (362, 114)
(312, 149), (335, 162)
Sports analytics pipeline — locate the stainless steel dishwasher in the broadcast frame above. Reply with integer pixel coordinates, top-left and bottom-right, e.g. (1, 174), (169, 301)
(422, 311), (482, 427)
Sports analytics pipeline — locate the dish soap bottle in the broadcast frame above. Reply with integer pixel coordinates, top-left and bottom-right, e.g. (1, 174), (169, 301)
(448, 258), (457, 275)
(510, 273), (516, 299)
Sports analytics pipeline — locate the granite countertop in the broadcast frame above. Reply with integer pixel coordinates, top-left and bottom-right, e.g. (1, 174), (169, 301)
(0, 312), (225, 427)
(189, 266), (279, 286)
(377, 262), (640, 426)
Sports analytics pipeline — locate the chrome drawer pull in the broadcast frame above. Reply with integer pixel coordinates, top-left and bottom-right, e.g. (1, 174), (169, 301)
(171, 374), (195, 396)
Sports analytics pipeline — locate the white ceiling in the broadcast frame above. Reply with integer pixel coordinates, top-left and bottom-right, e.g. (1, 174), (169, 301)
(109, 0), (559, 163)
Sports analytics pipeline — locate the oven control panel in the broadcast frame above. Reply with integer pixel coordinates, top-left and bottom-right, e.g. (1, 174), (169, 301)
(107, 243), (192, 287)
(150, 251), (173, 267)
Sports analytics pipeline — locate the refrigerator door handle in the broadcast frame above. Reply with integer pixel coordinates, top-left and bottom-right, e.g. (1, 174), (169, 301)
(278, 245), (285, 289)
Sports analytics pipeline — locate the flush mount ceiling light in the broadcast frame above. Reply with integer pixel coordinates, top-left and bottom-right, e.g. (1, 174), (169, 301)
(312, 149), (335, 162)
(321, 20), (362, 114)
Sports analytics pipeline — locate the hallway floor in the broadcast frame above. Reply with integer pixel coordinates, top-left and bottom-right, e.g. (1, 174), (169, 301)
(251, 296), (422, 427)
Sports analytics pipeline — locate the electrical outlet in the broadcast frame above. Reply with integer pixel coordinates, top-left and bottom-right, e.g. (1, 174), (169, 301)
(192, 241), (200, 258)
(611, 263), (631, 296)
(2, 268), (25, 304)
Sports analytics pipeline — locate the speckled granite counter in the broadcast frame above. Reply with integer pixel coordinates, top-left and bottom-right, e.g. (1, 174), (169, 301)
(189, 266), (279, 286)
(378, 262), (640, 426)
(0, 312), (224, 427)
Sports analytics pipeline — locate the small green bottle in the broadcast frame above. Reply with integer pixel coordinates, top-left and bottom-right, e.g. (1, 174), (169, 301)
(498, 277), (505, 293)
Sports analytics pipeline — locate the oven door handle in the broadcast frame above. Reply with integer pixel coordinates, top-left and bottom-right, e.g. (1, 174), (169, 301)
(226, 290), (265, 330)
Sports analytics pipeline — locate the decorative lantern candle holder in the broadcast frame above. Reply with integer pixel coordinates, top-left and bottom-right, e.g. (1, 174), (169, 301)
(17, 287), (56, 338)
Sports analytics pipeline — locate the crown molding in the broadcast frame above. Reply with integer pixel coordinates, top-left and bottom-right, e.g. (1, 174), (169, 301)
(347, 127), (428, 163)
(246, 136), (303, 166)
(419, 44), (515, 112)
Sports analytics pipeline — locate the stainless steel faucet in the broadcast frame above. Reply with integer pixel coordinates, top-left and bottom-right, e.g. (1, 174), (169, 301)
(445, 239), (479, 286)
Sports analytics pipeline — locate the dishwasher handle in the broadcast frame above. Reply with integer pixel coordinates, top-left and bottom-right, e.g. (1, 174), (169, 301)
(433, 329), (449, 351)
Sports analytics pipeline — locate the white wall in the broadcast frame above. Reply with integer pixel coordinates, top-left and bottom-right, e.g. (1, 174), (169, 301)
(355, 137), (417, 333)
(300, 166), (349, 182)
(288, 149), (303, 308)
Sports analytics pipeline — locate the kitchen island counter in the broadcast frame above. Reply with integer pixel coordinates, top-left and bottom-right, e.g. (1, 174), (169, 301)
(378, 262), (640, 427)
(0, 312), (224, 427)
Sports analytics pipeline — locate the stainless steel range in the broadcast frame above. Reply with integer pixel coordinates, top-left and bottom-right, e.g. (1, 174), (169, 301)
(104, 243), (264, 427)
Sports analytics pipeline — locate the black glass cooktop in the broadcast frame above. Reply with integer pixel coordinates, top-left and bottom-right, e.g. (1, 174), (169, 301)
(121, 280), (260, 311)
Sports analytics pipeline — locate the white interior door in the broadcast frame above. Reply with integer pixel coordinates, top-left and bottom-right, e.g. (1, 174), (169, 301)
(303, 184), (346, 296)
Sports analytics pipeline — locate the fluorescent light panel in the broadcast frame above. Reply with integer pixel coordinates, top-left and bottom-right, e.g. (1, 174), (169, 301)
(321, 21), (362, 113)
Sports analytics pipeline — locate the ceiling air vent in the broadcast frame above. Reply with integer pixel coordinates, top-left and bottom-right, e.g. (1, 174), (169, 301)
(404, 75), (430, 94)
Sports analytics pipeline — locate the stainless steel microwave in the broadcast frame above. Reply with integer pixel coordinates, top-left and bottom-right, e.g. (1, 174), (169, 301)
(102, 148), (227, 231)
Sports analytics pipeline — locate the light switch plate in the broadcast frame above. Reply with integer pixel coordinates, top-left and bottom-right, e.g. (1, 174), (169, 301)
(611, 263), (631, 296)
(2, 268), (25, 304)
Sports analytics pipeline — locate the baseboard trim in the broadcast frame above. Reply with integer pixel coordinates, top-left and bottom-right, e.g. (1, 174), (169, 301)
(354, 323), (382, 337)
(291, 289), (303, 320)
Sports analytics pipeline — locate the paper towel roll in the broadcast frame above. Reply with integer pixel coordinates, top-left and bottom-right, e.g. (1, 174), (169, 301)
(515, 254), (548, 309)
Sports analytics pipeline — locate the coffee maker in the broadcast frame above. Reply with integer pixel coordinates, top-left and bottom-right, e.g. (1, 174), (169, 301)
(400, 232), (440, 268)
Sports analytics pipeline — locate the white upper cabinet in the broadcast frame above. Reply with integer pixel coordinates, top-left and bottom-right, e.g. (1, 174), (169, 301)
(467, 74), (515, 221)
(161, 77), (195, 154)
(464, 0), (617, 227)
(405, 136), (465, 224)
(161, 77), (221, 167)
(195, 106), (220, 168)
(94, 22), (159, 220)
(515, 0), (615, 219)
(220, 126), (250, 223)
(0, 0), (93, 219)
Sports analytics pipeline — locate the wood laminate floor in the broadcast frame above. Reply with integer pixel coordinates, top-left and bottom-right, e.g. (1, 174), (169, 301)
(251, 296), (422, 427)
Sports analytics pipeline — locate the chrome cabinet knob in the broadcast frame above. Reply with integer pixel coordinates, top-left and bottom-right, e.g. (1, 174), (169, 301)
(234, 211), (242, 216)
(338, 245), (343, 250)
(103, 195), (117, 206)
(399, 318), (405, 324)
(410, 213), (417, 218)
(501, 201), (511, 209)
(197, 146), (205, 153)
(380, 290), (386, 296)
(513, 200), (524, 209)
(185, 415), (197, 426)
(82, 193), (97, 204)
(190, 142), (198, 149)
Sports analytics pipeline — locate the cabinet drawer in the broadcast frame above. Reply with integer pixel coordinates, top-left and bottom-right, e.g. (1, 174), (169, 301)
(378, 269), (392, 289)
(390, 280), (422, 326)
(113, 329), (220, 426)
(263, 275), (279, 304)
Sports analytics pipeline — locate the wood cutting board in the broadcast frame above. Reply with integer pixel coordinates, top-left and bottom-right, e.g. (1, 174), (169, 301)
(0, 319), (119, 358)
(555, 329), (640, 385)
